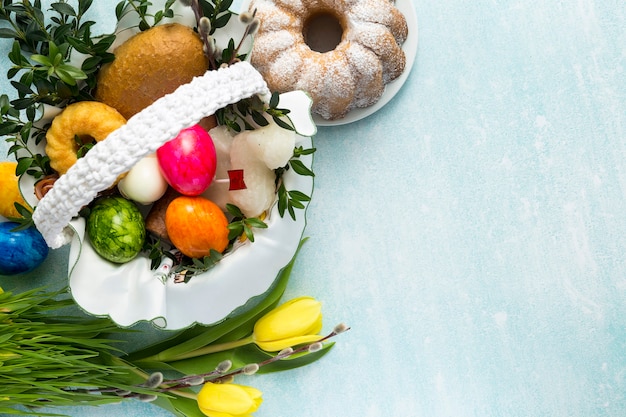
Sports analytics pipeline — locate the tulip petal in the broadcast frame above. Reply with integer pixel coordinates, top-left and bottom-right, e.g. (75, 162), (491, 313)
(302, 314), (323, 336)
(198, 410), (237, 417)
(197, 383), (263, 417)
(255, 334), (323, 352)
(254, 297), (322, 342)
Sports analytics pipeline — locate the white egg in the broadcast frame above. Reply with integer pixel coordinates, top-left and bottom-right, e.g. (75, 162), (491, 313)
(118, 154), (168, 205)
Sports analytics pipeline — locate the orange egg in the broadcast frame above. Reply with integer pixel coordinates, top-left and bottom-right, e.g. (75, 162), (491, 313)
(165, 196), (229, 258)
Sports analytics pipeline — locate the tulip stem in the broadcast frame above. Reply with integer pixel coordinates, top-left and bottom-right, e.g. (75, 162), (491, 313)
(155, 335), (255, 362)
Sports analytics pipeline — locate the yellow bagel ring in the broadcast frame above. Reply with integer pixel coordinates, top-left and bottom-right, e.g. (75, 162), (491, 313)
(45, 101), (127, 175)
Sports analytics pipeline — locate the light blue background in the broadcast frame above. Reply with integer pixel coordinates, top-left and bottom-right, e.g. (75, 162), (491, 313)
(2, 0), (626, 416)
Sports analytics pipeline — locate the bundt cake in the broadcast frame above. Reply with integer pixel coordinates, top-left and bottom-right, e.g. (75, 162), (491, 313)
(248, 0), (408, 120)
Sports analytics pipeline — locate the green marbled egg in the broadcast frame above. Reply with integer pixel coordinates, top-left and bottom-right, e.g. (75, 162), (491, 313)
(86, 196), (145, 263)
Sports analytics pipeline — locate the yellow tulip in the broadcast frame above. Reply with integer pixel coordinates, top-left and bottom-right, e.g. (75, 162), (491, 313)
(253, 296), (323, 352)
(197, 382), (262, 417)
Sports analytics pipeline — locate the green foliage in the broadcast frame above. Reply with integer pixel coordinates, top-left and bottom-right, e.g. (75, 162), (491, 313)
(277, 183), (312, 220)
(0, 0), (115, 178)
(126, 239), (308, 364)
(275, 146), (316, 220)
(199, 0), (234, 35)
(0, 287), (143, 412)
(6, 202), (35, 231)
(144, 235), (223, 281)
(216, 92), (294, 133)
(115, 0), (176, 31)
(226, 203), (268, 242)
(182, 249), (223, 278)
(0, 0), (114, 101)
(121, 239), (340, 417)
(1, 94), (51, 178)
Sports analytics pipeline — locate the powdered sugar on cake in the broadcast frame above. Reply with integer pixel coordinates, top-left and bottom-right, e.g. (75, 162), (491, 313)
(248, 0), (408, 120)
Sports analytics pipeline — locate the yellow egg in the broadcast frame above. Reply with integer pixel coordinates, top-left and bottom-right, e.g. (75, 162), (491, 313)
(0, 161), (29, 218)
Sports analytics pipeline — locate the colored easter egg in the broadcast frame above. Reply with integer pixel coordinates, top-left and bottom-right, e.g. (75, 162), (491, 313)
(165, 196), (229, 258)
(157, 124), (217, 196)
(118, 154), (168, 204)
(0, 161), (29, 218)
(0, 222), (49, 275)
(86, 196), (145, 263)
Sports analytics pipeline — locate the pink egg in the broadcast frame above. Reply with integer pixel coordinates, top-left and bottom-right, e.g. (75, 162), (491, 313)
(157, 125), (217, 196)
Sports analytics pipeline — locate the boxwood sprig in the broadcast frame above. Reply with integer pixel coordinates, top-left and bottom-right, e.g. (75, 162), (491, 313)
(115, 0), (176, 31)
(226, 203), (268, 242)
(0, 0), (117, 179)
(216, 92), (295, 133)
(276, 146), (316, 220)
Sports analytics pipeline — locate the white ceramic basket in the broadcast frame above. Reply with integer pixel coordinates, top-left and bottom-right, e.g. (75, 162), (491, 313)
(18, 4), (317, 330)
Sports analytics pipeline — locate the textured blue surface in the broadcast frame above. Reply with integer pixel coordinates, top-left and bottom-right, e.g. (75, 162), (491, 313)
(1, 0), (626, 416)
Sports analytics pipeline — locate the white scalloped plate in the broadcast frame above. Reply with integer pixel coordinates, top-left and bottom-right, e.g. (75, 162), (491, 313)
(62, 91), (313, 330)
(16, 4), (317, 330)
(67, 132), (313, 330)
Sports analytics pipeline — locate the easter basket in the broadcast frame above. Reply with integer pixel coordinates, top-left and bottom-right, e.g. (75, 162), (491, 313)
(6, 2), (317, 330)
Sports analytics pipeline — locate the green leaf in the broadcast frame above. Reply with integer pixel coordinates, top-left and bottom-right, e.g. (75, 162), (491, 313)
(115, 1), (126, 20)
(290, 159), (315, 177)
(7, 67), (21, 79)
(79, 0), (95, 16)
(50, 2), (77, 17)
(245, 218), (268, 229)
(272, 115), (295, 131)
(269, 91), (279, 108)
(47, 41), (61, 60)
(66, 35), (92, 54)
(10, 80), (34, 95)
(15, 157), (33, 176)
(80, 55), (102, 73)
(93, 34), (116, 53)
(57, 63), (87, 80)
(18, 68), (34, 87)
(219, 0), (234, 12)
(0, 122), (20, 136)
(0, 27), (19, 39)
(14, 202), (33, 219)
(278, 185), (288, 217)
(8, 41), (24, 65)
(213, 13), (231, 29)
(199, 0), (215, 17)
(154, 395), (205, 417)
(30, 54), (53, 66)
(54, 68), (76, 85)
(251, 110), (269, 126)
(26, 105), (36, 122)
(226, 203), (244, 218)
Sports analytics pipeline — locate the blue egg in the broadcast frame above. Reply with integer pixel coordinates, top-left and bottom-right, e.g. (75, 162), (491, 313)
(0, 222), (49, 276)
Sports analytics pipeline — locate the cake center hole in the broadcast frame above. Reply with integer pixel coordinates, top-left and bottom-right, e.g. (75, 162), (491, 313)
(303, 12), (343, 53)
